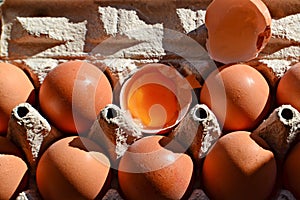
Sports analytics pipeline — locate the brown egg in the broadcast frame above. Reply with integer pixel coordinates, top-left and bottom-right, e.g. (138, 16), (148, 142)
(0, 136), (28, 199)
(277, 63), (300, 111)
(283, 142), (300, 199)
(205, 0), (271, 64)
(36, 136), (111, 200)
(202, 131), (277, 200)
(39, 61), (113, 134)
(0, 63), (34, 135)
(118, 135), (193, 200)
(200, 64), (270, 131)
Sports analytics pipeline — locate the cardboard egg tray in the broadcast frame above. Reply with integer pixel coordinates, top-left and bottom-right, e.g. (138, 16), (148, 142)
(0, 0), (300, 199)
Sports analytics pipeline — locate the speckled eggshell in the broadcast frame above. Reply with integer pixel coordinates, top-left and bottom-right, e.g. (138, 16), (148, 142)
(39, 60), (113, 134)
(36, 136), (111, 200)
(118, 135), (193, 200)
(202, 131), (277, 200)
(277, 63), (300, 111)
(0, 136), (28, 199)
(0, 63), (34, 135)
(200, 64), (270, 131)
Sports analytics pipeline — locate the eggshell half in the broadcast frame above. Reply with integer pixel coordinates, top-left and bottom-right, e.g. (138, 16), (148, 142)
(205, 0), (272, 64)
(119, 63), (192, 134)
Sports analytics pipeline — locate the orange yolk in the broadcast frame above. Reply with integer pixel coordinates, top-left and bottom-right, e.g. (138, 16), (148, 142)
(128, 83), (180, 129)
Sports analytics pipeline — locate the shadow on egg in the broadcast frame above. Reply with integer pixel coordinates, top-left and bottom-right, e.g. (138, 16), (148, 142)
(158, 136), (187, 154)
(36, 136), (111, 200)
(118, 136), (194, 200)
(0, 137), (29, 199)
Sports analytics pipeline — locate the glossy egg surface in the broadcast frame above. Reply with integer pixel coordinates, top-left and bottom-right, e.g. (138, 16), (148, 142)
(39, 60), (113, 134)
(200, 64), (270, 131)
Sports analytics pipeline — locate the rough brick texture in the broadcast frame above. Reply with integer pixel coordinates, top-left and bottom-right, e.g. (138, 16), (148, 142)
(0, 0), (299, 199)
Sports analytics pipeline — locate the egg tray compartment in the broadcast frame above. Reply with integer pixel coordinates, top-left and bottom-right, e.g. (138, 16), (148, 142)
(7, 90), (300, 200)
(0, 0), (300, 199)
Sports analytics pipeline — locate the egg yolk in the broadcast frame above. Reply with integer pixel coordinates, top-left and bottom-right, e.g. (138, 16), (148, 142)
(128, 83), (180, 129)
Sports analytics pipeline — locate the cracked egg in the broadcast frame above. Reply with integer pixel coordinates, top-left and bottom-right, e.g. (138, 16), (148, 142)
(119, 63), (192, 134)
(205, 0), (272, 64)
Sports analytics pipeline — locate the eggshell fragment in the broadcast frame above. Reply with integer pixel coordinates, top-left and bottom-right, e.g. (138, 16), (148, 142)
(39, 61), (113, 134)
(0, 136), (28, 199)
(36, 136), (111, 200)
(276, 62), (300, 111)
(202, 131), (277, 200)
(0, 63), (34, 135)
(205, 0), (272, 64)
(200, 63), (270, 131)
(118, 135), (193, 200)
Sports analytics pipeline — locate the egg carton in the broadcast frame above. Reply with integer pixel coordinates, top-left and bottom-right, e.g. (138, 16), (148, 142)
(7, 101), (299, 200)
(0, 0), (300, 199)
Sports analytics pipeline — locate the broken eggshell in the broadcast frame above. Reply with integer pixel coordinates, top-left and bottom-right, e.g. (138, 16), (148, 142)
(205, 0), (272, 64)
(119, 63), (193, 134)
